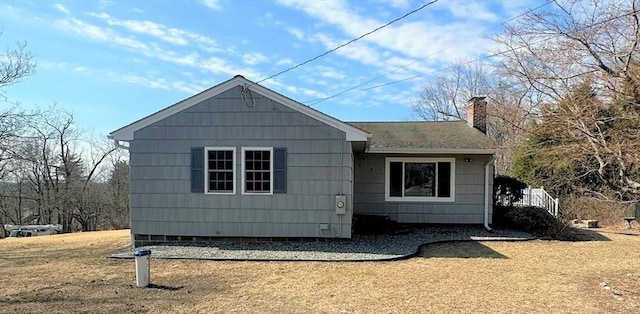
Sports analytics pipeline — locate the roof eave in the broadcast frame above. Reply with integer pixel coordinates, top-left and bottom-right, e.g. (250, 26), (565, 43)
(365, 147), (496, 154)
(109, 131), (133, 141)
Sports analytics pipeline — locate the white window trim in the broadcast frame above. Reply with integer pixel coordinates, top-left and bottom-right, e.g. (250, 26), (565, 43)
(241, 147), (274, 195)
(204, 147), (236, 195)
(384, 157), (456, 202)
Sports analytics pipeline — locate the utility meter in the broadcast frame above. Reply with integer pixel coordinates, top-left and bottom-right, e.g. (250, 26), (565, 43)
(335, 195), (346, 215)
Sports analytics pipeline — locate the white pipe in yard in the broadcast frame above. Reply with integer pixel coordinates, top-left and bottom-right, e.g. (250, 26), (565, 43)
(134, 248), (152, 287)
(484, 156), (497, 232)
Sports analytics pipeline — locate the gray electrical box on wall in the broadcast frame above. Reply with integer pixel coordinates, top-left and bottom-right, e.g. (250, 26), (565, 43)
(335, 195), (346, 215)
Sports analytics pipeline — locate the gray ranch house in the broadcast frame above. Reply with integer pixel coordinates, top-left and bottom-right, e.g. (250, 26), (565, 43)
(109, 75), (496, 246)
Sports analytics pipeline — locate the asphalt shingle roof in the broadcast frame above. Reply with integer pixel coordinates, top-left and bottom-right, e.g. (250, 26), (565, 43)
(347, 121), (495, 150)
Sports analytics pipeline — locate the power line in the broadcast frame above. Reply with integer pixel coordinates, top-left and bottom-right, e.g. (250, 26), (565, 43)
(253, 0), (440, 86)
(304, 0), (555, 106)
(304, 5), (639, 106)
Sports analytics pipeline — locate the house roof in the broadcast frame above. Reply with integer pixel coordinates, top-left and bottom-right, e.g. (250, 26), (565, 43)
(109, 75), (370, 142)
(109, 76), (494, 154)
(348, 121), (496, 154)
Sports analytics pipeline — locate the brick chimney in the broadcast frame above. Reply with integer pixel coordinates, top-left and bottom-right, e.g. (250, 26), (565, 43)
(466, 96), (487, 133)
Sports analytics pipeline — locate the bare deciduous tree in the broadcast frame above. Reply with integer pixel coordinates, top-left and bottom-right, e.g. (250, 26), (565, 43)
(106, 158), (130, 229)
(0, 31), (37, 231)
(412, 61), (491, 121)
(0, 32), (128, 233)
(411, 61), (534, 174)
(497, 0), (640, 201)
(1, 31), (37, 177)
(0, 31), (37, 91)
(2, 109), (122, 232)
(494, 0), (640, 104)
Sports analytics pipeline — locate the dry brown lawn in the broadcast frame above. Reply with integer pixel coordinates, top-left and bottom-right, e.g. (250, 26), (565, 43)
(1, 228), (639, 313)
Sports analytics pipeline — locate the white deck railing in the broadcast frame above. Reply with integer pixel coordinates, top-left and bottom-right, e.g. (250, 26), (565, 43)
(497, 186), (559, 217)
(513, 187), (559, 217)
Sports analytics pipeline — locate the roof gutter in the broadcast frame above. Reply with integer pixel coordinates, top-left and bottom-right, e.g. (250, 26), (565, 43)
(484, 155), (497, 232)
(365, 147), (496, 154)
(113, 139), (130, 150)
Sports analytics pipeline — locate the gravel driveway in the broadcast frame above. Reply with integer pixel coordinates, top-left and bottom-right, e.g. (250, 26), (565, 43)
(109, 226), (533, 262)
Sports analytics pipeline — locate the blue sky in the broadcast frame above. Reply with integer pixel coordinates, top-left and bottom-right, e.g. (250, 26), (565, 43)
(1, 0), (545, 137)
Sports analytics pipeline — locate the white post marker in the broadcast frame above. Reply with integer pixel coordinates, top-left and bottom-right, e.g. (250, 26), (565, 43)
(134, 248), (151, 287)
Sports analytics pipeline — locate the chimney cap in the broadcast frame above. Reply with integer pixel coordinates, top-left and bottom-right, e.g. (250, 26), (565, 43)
(468, 96), (487, 102)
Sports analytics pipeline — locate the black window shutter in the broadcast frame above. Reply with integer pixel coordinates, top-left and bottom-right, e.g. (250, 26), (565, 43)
(437, 162), (451, 197)
(191, 147), (204, 193)
(273, 147), (287, 193)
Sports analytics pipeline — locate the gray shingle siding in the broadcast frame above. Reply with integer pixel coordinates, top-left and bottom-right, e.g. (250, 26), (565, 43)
(129, 86), (353, 239)
(353, 154), (493, 224)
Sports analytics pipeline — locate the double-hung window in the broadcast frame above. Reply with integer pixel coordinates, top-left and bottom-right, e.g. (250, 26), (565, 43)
(192, 146), (285, 195)
(242, 147), (273, 194)
(385, 157), (455, 202)
(205, 147), (235, 194)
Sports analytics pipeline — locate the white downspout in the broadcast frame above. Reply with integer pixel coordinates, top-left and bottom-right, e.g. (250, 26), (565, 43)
(484, 156), (497, 232)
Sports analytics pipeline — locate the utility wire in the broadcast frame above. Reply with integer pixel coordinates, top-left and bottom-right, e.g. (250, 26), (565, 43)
(252, 0), (440, 86)
(303, 6), (640, 106)
(304, 0), (555, 106)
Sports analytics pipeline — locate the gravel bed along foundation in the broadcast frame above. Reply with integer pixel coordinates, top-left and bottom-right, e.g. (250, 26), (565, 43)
(108, 226), (533, 261)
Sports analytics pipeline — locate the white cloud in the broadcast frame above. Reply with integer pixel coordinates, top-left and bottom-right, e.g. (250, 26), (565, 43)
(98, 0), (113, 9)
(497, 0), (540, 18)
(286, 27), (305, 40)
(264, 79), (329, 101)
(387, 0), (409, 9)
(86, 12), (219, 51)
(54, 3), (70, 15)
(171, 80), (206, 94)
(115, 73), (203, 94)
(200, 56), (263, 80)
(312, 33), (382, 67)
(155, 49), (200, 67)
(277, 0), (381, 41)
(39, 59), (202, 94)
(276, 0), (494, 64)
(373, 85), (421, 107)
(39, 61), (70, 70)
(47, 1), (488, 113)
(118, 73), (169, 89)
(300, 87), (329, 99)
(436, 0), (500, 22)
(200, 0), (221, 10)
(54, 17), (263, 80)
(316, 66), (346, 79)
(383, 56), (435, 80)
(56, 18), (151, 53)
(275, 58), (294, 66)
(242, 52), (268, 65)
